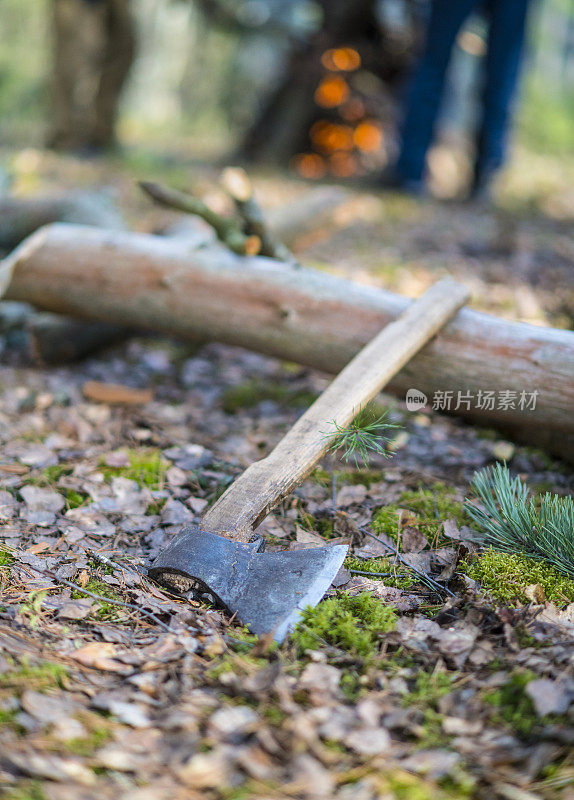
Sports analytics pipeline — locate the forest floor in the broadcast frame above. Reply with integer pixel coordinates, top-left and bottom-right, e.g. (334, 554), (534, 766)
(0, 146), (573, 800)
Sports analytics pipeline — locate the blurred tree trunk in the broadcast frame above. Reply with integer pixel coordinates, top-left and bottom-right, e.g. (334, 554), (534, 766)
(47, 0), (136, 151)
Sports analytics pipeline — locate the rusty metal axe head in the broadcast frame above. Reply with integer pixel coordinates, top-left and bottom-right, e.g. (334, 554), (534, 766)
(148, 525), (347, 642)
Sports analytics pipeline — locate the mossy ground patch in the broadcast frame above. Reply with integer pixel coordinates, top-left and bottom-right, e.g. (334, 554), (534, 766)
(461, 549), (574, 607)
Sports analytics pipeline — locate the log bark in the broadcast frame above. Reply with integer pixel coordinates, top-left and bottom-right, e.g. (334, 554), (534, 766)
(0, 302), (126, 364)
(266, 187), (349, 248)
(2, 223), (573, 460)
(0, 192), (125, 252)
(27, 314), (127, 364)
(0, 192), (129, 362)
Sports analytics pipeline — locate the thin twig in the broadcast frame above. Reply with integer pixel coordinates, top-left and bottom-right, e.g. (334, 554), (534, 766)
(86, 548), (145, 580)
(139, 180), (260, 256)
(360, 527), (455, 597)
(11, 558), (173, 633)
(221, 167), (297, 263)
(348, 569), (393, 578)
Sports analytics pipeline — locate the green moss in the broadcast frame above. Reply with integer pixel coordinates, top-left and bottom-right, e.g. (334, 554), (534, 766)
(297, 510), (336, 540)
(65, 490), (87, 509)
(311, 467), (332, 486)
(311, 467), (384, 488)
(0, 658), (68, 691)
(99, 449), (168, 490)
(372, 485), (467, 547)
(221, 379), (317, 414)
(383, 769), (472, 800)
(226, 626), (260, 653)
(0, 548), (14, 580)
(372, 504), (404, 539)
(484, 668), (569, 739)
(27, 464), (72, 485)
(340, 671), (365, 701)
(263, 706), (287, 726)
(23, 466), (88, 509)
(71, 578), (124, 620)
(344, 556), (414, 589)
(292, 592), (397, 658)
(0, 706), (18, 729)
(406, 671), (454, 706)
(147, 497), (167, 516)
(399, 484), (465, 525)
(205, 652), (268, 681)
(484, 670), (540, 737)
(64, 725), (111, 756)
(461, 549), (574, 607)
(402, 671), (456, 749)
(4, 781), (48, 800)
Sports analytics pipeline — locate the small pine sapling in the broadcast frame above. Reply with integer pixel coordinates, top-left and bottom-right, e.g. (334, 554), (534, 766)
(465, 463), (574, 579)
(323, 407), (401, 468)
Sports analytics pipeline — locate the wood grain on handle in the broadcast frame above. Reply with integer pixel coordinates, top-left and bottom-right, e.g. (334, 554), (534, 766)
(203, 278), (470, 541)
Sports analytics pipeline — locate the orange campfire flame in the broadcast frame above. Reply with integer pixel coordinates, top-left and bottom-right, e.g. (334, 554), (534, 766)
(321, 47), (361, 72)
(314, 75), (350, 108)
(340, 98), (366, 122)
(291, 153), (326, 179)
(310, 120), (354, 152)
(353, 120), (383, 152)
(329, 152), (358, 178)
(292, 46), (385, 179)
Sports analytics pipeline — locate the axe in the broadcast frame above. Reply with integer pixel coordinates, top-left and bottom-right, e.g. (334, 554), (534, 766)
(149, 278), (469, 641)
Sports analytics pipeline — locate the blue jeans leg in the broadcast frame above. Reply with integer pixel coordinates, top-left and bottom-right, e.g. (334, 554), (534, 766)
(396, 0), (479, 183)
(475, 0), (532, 176)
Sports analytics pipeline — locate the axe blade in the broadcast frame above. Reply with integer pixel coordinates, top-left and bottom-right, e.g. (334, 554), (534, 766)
(148, 525), (348, 642)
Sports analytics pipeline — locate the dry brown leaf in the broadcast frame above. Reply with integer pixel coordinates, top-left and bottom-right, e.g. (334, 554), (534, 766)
(0, 463), (29, 474)
(82, 381), (153, 405)
(69, 642), (125, 672)
(26, 541), (51, 555)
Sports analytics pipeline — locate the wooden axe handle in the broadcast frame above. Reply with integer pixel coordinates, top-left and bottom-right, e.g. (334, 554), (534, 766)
(203, 278), (470, 541)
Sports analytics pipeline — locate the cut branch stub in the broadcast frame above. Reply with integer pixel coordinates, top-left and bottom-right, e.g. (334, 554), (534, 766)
(139, 180), (261, 256)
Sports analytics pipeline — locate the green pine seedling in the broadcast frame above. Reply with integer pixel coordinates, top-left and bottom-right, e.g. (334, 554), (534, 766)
(323, 407), (401, 467)
(465, 463), (574, 579)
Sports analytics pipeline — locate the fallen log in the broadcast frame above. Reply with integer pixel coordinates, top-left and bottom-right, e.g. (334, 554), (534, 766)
(0, 190), (125, 252)
(2, 223), (573, 461)
(0, 302), (126, 364)
(26, 314), (128, 364)
(266, 186), (349, 248)
(0, 190), (130, 362)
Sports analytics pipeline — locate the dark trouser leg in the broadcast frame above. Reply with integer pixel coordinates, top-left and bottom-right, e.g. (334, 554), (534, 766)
(474, 0), (532, 180)
(396, 0), (478, 182)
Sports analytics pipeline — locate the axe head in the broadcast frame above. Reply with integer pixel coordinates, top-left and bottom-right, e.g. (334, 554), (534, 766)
(148, 525), (348, 642)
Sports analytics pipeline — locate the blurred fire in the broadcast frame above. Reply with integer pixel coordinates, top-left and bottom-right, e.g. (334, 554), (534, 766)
(310, 120), (354, 152)
(294, 45), (386, 179)
(340, 98), (366, 122)
(328, 152), (358, 177)
(290, 153), (326, 179)
(354, 120), (383, 152)
(314, 76), (350, 108)
(321, 47), (361, 72)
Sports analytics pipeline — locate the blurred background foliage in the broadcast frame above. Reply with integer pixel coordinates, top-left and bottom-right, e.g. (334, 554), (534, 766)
(0, 0), (571, 166)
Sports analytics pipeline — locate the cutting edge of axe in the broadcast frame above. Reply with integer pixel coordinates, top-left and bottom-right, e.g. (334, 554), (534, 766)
(149, 278), (470, 641)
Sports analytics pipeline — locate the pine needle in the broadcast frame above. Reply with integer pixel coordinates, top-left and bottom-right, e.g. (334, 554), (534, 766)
(323, 408), (401, 467)
(465, 463), (574, 579)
